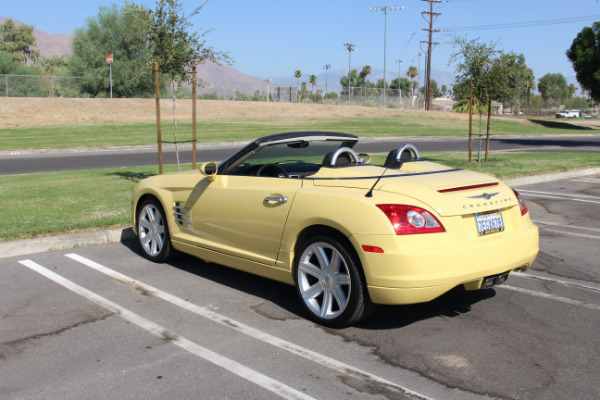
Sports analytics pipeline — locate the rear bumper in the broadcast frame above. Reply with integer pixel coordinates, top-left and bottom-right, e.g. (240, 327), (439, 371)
(350, 222), (539, 305)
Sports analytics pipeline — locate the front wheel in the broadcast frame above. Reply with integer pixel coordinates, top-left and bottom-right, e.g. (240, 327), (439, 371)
(136, 198), (174, 262)
(294, 235), (375, 327)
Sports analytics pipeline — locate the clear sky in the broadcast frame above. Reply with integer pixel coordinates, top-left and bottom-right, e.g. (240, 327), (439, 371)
(3, 0), (600, 85)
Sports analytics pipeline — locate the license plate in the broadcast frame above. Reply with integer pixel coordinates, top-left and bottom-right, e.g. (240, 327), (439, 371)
(475, 210), (505, 236)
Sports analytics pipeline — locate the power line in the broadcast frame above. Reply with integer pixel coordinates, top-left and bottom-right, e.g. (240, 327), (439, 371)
(440, 14), (600, 32)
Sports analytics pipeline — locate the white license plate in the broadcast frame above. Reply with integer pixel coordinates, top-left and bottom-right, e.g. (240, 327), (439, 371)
(475, 210), (505, 236)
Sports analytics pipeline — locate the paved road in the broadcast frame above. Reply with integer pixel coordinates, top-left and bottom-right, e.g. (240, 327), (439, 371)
(2, 174), (599, 399)
(2, 134), (599, 175)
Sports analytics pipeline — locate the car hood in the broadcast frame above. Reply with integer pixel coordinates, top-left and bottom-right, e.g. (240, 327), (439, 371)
(311, 162), (518, 217)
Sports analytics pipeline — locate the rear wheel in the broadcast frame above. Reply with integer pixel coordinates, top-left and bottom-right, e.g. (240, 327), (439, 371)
(137, 198), (174, 262)
(294, 234), (375, 327)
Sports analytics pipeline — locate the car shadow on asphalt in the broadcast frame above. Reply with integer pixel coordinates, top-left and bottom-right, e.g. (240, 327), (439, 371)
(123, 240), (498, 330)
(355, 288), (496, 330)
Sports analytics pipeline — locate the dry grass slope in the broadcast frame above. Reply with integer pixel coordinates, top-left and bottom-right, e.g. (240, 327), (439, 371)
(0, 97), (472, 127)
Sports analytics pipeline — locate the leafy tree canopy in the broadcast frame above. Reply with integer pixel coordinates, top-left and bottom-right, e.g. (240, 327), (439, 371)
(566, 21), (600, 101)
(146, 0), (230, 85)
(69, 3), (155, 97)
(0, 19), (39, 64)
(538, 73), (570, 102)
(449, 36), (535, 112)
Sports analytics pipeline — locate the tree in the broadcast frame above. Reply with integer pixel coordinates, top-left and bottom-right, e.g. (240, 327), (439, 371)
(411, 80), (418, 96)
(441, 84), (448, 97)
(309, 74), (317, 93)
(0, 19), (39, 64)
(420, 79), (441, 99)
(406, 66), (418, 93)
(523, 69), (536, 113)
(566, 22), (600, 101)
(38, 55), (67, 76)
(449, 36), (506, 161)
(294, 70), (302, 88)
(69, 3), (155, 97)
(0, 50), (45, 96)
(358, 66), (372, 87)
(493, 52), (534, 112)
(389, 77), (411, 97)
(538, 73), (569, 108)
(145, 0), (230, 171)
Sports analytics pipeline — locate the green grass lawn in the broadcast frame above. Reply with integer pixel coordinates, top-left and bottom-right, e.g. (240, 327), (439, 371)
(2, 152), (599, 241)
(2, 116), (598, 151)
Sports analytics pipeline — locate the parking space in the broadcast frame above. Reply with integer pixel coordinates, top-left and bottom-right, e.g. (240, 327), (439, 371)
(1, 175), (599, 399)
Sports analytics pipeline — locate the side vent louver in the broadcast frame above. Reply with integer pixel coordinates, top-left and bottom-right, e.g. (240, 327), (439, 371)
(173, 203), (191, 226)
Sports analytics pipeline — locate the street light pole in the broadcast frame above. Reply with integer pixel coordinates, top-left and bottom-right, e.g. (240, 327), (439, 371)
(323, 64), (331, 99)
(370, 6), (403, 106)
(343, 43), (357, 102)
(396, 59), (403, 104)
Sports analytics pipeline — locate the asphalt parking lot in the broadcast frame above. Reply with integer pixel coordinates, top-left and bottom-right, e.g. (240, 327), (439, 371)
(1, 174), (599, 400)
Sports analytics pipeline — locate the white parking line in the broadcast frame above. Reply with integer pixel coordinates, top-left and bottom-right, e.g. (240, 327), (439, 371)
(513, 271), (600, 293)
(534, 220), (600, 233)
(18, 259), (315, 400)
(64, 253), (434, 400)
(573, 178), (600, 183)
(500, 285), (600, 312)
(532, 220), (600, 240)
(518, 189), (600, 204)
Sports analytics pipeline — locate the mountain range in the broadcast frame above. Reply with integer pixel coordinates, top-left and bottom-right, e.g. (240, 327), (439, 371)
(1, 16), (458, 97)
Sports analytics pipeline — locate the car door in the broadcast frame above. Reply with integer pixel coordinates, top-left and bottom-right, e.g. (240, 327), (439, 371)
(186, 175), (302, 266)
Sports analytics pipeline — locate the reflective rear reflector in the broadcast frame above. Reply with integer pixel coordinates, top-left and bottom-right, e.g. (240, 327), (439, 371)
(361, 245), (384, 253)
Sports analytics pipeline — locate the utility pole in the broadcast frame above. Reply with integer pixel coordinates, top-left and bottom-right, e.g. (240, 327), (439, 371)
(344, 43), (357, 102)
(421, 0), (441, 110)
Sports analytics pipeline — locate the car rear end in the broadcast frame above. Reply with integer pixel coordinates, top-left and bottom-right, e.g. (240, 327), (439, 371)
(350, 168), (539, 305)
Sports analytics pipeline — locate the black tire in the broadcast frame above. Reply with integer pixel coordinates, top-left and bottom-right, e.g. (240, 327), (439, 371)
(136, 198), (174, 263)
(294, 234), (376, 327)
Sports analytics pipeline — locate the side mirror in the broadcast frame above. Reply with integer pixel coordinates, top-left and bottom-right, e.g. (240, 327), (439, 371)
(199, 162), (218, 182)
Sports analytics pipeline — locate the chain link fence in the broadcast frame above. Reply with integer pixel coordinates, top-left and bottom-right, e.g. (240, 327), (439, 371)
(1, 74), (82, 98)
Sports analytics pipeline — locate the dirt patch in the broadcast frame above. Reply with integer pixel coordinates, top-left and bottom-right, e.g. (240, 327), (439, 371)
(0, 97), (470, 128)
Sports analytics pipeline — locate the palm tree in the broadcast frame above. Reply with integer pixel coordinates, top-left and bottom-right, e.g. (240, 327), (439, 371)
(309, 75), (317, 93)
(411, 80), (419, 96)
(524, 71), (536, 113)
(406, 66), (418, 94)
(294, 70), (302, 88)
(360, 65), (372, 86)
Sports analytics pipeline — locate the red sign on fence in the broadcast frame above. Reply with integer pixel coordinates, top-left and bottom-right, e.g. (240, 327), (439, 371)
(106, 54), (113, 64)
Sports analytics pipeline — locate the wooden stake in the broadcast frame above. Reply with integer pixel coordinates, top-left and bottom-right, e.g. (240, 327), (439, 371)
(154, 62), (163, 175)
(192, 65), (197, 170)
(485, 96), (492, 162)
(468, 81), (473, 162)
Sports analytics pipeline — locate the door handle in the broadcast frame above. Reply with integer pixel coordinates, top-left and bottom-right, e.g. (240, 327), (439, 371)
(264, 196), (288, 204)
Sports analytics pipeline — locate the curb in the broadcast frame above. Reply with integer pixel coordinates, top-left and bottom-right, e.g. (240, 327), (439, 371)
(0, 227), (136, 259)
(1, 167), (598, 259)
(504, 167), (600, 187)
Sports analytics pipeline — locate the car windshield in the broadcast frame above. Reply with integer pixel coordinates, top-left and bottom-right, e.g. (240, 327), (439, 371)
(226, 139), (351, 176)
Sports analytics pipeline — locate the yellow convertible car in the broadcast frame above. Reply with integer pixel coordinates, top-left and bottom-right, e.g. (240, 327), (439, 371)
(132, 132), (539, 327)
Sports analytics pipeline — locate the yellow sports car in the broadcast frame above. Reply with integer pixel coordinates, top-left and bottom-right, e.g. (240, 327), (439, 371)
(132, 132), (539, 327)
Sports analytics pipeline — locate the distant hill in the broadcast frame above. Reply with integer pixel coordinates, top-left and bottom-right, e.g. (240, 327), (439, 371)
(0, 16), (265, 97)
(0, 17), (73, 58)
